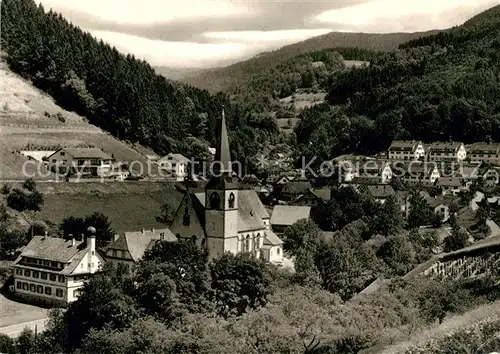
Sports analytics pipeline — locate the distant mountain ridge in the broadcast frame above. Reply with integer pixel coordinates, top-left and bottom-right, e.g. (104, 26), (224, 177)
(179, 30), (440, 92)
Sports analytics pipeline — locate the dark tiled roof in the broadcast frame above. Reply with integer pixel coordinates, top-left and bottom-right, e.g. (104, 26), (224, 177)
(61, 148), (113, 160)
(469, 143), (500, 154)
(428, 142), (463, 153)
(437, 177), (462, 187)
(194, 190), (269, 232)
(281, 181), (311, 194)
(389, 140), (419, 152)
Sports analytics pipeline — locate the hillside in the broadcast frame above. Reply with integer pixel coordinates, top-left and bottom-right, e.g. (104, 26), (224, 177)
(0, 0), (281, 168)
(181, 30), (438, 92)
(0, 57), (159, 180)
(296, 4), (500, 163)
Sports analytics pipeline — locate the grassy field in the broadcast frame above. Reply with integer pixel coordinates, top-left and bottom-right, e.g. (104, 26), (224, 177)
(8, 182), (185, 233)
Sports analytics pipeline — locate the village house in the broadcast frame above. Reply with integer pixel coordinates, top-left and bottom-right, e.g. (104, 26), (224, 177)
(388, 140), (425, 161)
(358, 160), (393, 184)
(290, 188), (331, 207)
(436, 177), (464, 196)
(169, 110), (283, 266)
(420, 192), (450, 223)
(275, 176), (312, 203)
(158, 153), (190, 181)
(426, 142), (467, 163)
(47, 147), (113, 177)
(270, 205), (311, 234)
(104, 228), (177, 268)
(366, 184), (396, 204)
(469, 143), (500, 166)
(12, 228), (104, 305)
(402, 162), (441, 185)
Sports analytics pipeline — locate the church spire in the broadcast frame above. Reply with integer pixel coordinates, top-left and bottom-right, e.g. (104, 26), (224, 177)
(215, 106), (232, 174)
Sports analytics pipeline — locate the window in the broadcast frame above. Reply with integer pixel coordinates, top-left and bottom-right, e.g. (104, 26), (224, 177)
(41, 272), (47, 280)
(60, 151), (65, 156)
(209, 192), (221, 210)
(33, 271), (39, 278)
(228, 193), (235, 209)
(50, 274), (56, 282)
(16, 281), (22, 289)
(92, 251), (95, 255)
(56, 289), (63, 298)
(16, 269), (22, 275)
(277, 248), (281, 255)
(58, 275), (65, 283)
(256, 233), (261, 248)
(245, 235), (250, 252)
(45, 287), (52, 296)
(183, 207), (190, 226)
(23, 283), (28, 290)
(30, 284), (36, 292)
(37, 285), (43, 294)
(24, 270), (31, 277)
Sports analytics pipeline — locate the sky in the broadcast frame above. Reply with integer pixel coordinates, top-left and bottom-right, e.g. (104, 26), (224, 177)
(37, 0), (498, 69)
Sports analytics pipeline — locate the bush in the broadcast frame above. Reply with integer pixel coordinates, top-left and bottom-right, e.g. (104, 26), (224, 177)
(22, 178), (36, 192)
(7, 189), (29, 211)
(56, 112), (66, 123)
(1, 184), (11, 195)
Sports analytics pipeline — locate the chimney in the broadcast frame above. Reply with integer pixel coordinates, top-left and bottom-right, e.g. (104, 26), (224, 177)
(44, 231), (48, 239)
(151, 228), (154, 232)
(141, 228), (145, 233)
(71, 238), (75, 247)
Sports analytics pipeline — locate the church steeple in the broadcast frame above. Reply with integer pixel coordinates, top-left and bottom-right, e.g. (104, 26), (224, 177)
(206, 106), (238, 190)
(214, 107), (232, 174)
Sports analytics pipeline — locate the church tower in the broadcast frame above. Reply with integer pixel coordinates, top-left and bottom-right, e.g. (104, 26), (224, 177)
(204, 108), (239, 260)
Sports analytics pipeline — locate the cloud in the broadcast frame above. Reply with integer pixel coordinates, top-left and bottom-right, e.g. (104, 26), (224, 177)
(89, 30), (254, 68)
(313, 0), (499, 32)
(38, 0), (499, 68)
(203, 29), (334, 44)
(37, 0), (249, 25)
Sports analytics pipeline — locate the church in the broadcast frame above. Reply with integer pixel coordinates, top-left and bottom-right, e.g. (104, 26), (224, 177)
(169, 110), (284, 265)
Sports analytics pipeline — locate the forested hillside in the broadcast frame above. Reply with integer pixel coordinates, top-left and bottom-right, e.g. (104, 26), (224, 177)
(181, 30), (438, 92)
(0, 0), (280, 167)
(296, 5), (500, 164)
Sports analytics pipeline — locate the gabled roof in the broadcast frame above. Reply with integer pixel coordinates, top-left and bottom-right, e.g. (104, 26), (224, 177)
(18, 235), (87, 263)
(280, 181), (312, 195)
(389, 140), (420, 152)
(194, 190), (269, 232)
(427, 142), (463, 154)
(106, 228), (177, 262)
(52, 148), (113, 160)
(437, 177), (462, 187)
(263, 230), (283, 246)
(270, 205), (311, 226)
(14, 235), (99, 275)
(158, 153), (189, 163)
(470, 143), (500, 154)
(420, 191), (447, 208)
